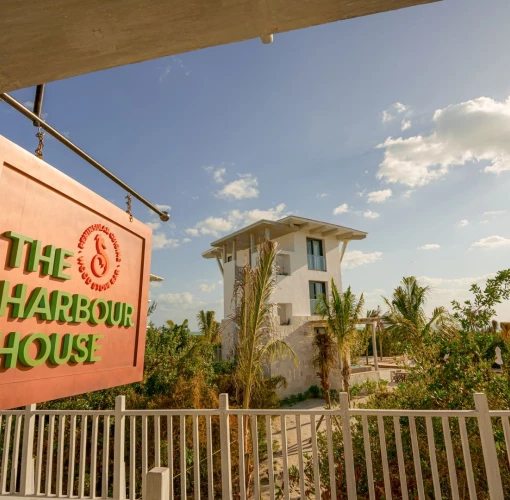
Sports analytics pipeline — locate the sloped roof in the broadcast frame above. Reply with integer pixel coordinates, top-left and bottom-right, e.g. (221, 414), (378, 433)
(202, 215), (366, 258)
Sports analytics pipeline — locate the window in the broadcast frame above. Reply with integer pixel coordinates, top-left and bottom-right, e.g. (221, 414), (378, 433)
(309, 281), (326, 315)
(307, 238), (326, 271)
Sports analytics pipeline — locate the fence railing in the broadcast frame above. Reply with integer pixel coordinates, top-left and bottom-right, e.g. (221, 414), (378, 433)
(1, 393), (509, 499)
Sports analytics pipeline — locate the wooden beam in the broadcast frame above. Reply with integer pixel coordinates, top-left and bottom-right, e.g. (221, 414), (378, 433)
(321, 228), (338, 237)
(0, 1), (439, 93)
(310, 225), (327, 234)
(339, 241), (349, 263)
(215, 255), (224, 276)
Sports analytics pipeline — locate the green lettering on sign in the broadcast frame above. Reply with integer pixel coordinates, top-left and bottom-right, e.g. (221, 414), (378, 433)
(71, 334), (89, 363)
(0, 332), (21, 368)
(19, 333), (51, 367)
(3, 232), (34, 268)
(24, 287), (51, 320)
(0, 281), (27, 318)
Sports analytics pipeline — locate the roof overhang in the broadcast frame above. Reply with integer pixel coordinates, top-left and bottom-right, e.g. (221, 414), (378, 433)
(1, 0), (439, 93)
(202, 215), (367, 259)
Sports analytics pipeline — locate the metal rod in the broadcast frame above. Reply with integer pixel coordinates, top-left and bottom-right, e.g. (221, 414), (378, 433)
(32, 84), (45, 126)
(0, 92), (170, 222)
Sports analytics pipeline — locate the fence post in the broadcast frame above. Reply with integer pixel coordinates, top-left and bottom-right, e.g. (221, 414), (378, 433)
(20, 404), (36, 495)
(474, 393), (504, 499)
(339, 393), (357, 500)
(114, 395), (126, 500)
(146, 467), (169, 500)
(219, 393), (232, 500)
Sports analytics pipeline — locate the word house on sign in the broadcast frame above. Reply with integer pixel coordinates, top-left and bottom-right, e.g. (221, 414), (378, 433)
(0, 135), (152, 409)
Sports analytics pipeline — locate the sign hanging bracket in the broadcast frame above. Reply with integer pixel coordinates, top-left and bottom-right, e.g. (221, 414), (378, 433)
(0, 91), (170, 222)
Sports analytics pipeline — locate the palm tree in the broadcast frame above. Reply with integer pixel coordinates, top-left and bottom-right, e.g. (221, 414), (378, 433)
(366, 307), (385, 358)
(383, 276), (446, 355)
(230, 240), (296, 493)
(231, 239), (296, 410)
(312, 327), (337, 408)
(316, 279), (364, 394)
(197, 310), (220, 344)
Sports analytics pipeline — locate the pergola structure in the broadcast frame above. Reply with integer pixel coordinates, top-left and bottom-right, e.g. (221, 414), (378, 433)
(1, 0), (439, 94)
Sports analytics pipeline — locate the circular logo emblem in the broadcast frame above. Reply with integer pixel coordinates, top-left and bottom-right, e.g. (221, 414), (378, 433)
(77, 224), (121, 291)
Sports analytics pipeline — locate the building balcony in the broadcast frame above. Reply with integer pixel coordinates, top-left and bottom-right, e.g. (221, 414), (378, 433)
(307, 254), (326, 271)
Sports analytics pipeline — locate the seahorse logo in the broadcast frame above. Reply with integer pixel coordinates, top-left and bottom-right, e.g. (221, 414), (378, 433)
(91, 234), (110, 278)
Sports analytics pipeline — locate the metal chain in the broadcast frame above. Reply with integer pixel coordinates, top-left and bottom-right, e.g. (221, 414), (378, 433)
(34, 126), (45, 159)
(125, 194), (133, 222)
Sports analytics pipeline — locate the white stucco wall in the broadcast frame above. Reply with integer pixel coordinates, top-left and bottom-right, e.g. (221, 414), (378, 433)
(218, 227), (357, 396)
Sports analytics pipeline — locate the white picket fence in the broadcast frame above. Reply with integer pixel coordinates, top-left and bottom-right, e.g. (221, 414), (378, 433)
(0, 393), (509, 499)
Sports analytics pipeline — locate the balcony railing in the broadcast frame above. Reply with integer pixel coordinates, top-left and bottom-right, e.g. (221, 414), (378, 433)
(0, 393), (507, 500)
(307, 254), (326, 271)
(310, 298), (320, 315)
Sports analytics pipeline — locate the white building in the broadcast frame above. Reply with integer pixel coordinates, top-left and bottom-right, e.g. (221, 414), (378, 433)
(202, 216), (367, 396)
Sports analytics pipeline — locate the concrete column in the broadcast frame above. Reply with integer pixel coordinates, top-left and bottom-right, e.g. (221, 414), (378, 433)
(250, 233), (255, 268)
(372, 322), (379, 371)
(264, 227), (270, 240)
(232, 238), (237, 265)
(222, 244), (227, 264)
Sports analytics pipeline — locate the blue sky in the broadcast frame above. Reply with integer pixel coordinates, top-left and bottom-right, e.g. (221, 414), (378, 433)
(2, 0), (510, 329)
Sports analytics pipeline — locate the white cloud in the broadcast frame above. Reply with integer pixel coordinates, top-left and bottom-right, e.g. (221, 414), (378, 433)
(457, 219), (469, 227)
(200, 283), (216, 292)
(24, 101), (34, 109)
(204, 165), (227, 184)
(418, 244), (440, 250)
(377, 95), (510, 187)
(317, 193), (328, 198)
(382, 110), (394, 123)
(150, 281), (163, 288)
(146, 222), (161, 230)
(483, 210), (506, 216)
(182, 237), (192, 243)
(364, 210), (380, 219)
(382, 103), (409, 124)
(402, 190), (414, 199)
(217, 174), (259, 200)
(418, 273), (495, 287)
(401, 120), (412, 131)
(152, 233), (180, 250)
(364, 289), (386, 297)
(471, 235), (510, 249)
(367, 189), (392, 203)
(186, 203), (287, 238)
(394, 102), (408, 113)
(333, 203), (349, 215)
(185, 227), (200, 237)
(156, 204), (172, 212)
(356, 189), (366, 197)
(343, 250), (382, 269)
(157, 292), (194, 305)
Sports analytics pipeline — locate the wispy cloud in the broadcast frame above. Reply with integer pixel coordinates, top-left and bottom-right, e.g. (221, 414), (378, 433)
(483, 210), (506, 216)
(333, 204), (349, 215)
(418, 243), (440, 250)
(471, 235), (510, 249)
(200, 283), (216, 292)
(457, 220), (469, 227)
(185, 203), (287, 238)
(367, 189), (392, 203)
(317, 193), (329, 198)
(216, 174), (259, 200)
(204, 165), (227, 184)
(152, 233), (180, 250)
(364, 210), (380, 219)
(343, 250), (382, 269)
